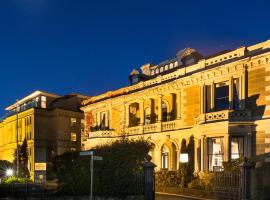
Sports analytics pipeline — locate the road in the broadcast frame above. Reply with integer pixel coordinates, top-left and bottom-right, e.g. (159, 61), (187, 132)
(156, 193), (198, 200)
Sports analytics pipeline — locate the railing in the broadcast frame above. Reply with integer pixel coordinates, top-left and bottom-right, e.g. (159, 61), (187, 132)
(213, 171), (241, 200)
(198, 110), (252, 124)
(144, 123), (158, 133)
(128, 126), (141, 135)
(162, 121), (177, 131)
(127, 119), (182, 135)
(89, 130), (115, 138)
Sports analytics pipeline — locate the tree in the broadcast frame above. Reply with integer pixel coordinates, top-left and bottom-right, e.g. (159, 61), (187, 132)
(52, 137), (151, 197)
(13, 138), (30, 178)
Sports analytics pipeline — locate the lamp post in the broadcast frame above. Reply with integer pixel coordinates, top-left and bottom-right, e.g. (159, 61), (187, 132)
(179, 153), (189, 188)
(6, 169), (14, 177)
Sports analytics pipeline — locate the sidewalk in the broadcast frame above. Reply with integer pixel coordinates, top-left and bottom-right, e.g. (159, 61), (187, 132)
(156, 192), (215, 200)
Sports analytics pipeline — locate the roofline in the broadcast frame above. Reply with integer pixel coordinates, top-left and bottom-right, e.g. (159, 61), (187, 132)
(6, 90), (60, 111)
(82, 38), (270, 107)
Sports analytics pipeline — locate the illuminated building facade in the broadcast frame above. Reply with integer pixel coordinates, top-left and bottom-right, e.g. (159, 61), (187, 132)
(0, 91), (88, 182)
(82, 39), (270, 173)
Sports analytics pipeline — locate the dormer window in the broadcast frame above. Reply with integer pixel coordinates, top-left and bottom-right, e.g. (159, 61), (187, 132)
(131, 75), (139, 85)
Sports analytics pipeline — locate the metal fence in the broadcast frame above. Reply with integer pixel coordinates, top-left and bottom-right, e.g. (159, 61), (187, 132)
(213, 171), (241, 200)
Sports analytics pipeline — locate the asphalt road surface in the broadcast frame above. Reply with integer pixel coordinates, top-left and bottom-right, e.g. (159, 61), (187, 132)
(156, 193), (198, 200)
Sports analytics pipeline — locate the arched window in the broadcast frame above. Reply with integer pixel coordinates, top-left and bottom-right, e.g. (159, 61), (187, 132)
(161, 145), (170, 169)
(162, 101), (168, 122)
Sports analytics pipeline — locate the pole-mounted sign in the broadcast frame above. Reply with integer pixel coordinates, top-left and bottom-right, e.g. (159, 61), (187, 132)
(79, 151), (103, 200)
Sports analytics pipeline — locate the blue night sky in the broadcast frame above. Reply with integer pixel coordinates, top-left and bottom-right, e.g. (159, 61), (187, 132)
(0, 0), (269, 116)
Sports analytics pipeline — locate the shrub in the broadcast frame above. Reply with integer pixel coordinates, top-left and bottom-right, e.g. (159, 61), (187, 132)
(155, 170), (181, 187)
(188, 172), (214, 190)
(2, 176), (31, 184)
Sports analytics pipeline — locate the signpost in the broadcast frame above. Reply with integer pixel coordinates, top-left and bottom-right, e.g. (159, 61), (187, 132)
(79, 151), (103, 200)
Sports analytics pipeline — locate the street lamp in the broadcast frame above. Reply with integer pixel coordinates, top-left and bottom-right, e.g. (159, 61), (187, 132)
(6, 169), (14, 177)
(179, 153), (189, 188)
(180, 153), (189, 163)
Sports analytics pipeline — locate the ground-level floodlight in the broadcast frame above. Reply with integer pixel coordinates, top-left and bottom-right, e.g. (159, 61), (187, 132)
(6, 169), (14, 177)
(180, 153), (189, 163)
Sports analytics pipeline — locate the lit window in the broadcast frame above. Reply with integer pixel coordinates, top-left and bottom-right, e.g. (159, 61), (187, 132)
(70, 132), (77, 142)
(165, 65), (168, 70)
(70, 118), (77, 126)
(174, 61), (178, 67)
(169, 63), (173, 69)
(70, 147), (77, 152)
(41, 96), (47, 109)
(155, 69), (159, 74)
(160, 67), (164, 72)
(208, 137), (224, 171)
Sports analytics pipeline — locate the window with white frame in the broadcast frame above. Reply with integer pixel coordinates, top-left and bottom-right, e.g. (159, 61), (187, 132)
(208, 137), (224, 171)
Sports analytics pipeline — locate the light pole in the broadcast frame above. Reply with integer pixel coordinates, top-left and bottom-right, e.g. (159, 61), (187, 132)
(6, 169), (14, 177)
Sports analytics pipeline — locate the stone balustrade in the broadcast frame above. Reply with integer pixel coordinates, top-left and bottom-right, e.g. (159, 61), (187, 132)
(198, 110), (252, 124)
(89, 130), (115, 138)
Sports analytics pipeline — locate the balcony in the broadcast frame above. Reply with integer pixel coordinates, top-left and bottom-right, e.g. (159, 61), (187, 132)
(89, 130), (115, 138)
(197, 110), (252, 124)
(128, 119), (182, 135)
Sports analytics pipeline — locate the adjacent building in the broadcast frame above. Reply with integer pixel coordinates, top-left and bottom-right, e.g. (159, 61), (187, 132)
(0, 91), (89, 182)
(82, 39), (270, 173)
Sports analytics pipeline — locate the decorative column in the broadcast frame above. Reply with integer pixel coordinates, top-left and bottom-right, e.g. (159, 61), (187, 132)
(194, 139), (199, 172)
(125, 104), (130, 127)
(139, 100), (145, 125)
(211, 82), (215, 111)
(157, 95), (163, 122)
(224, 134), (231, 162)
(176, 91), (181, 119)
(200, 84), (205, 114)
(201, 136), (207, 171)
(241, 70), (246, 110)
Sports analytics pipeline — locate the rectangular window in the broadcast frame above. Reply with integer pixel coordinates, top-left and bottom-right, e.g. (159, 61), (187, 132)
(41, 96), (47, 109)
(70, 118), (77, 126)
(205, 85), (212, 113)
(215, 82), (229, 111)
(231, 137), (244, 159)
(100, 112), (107, 129)
(70, 132), (77, 142)
(208, 137), (224, 171)
(233, 78), (240, 110)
